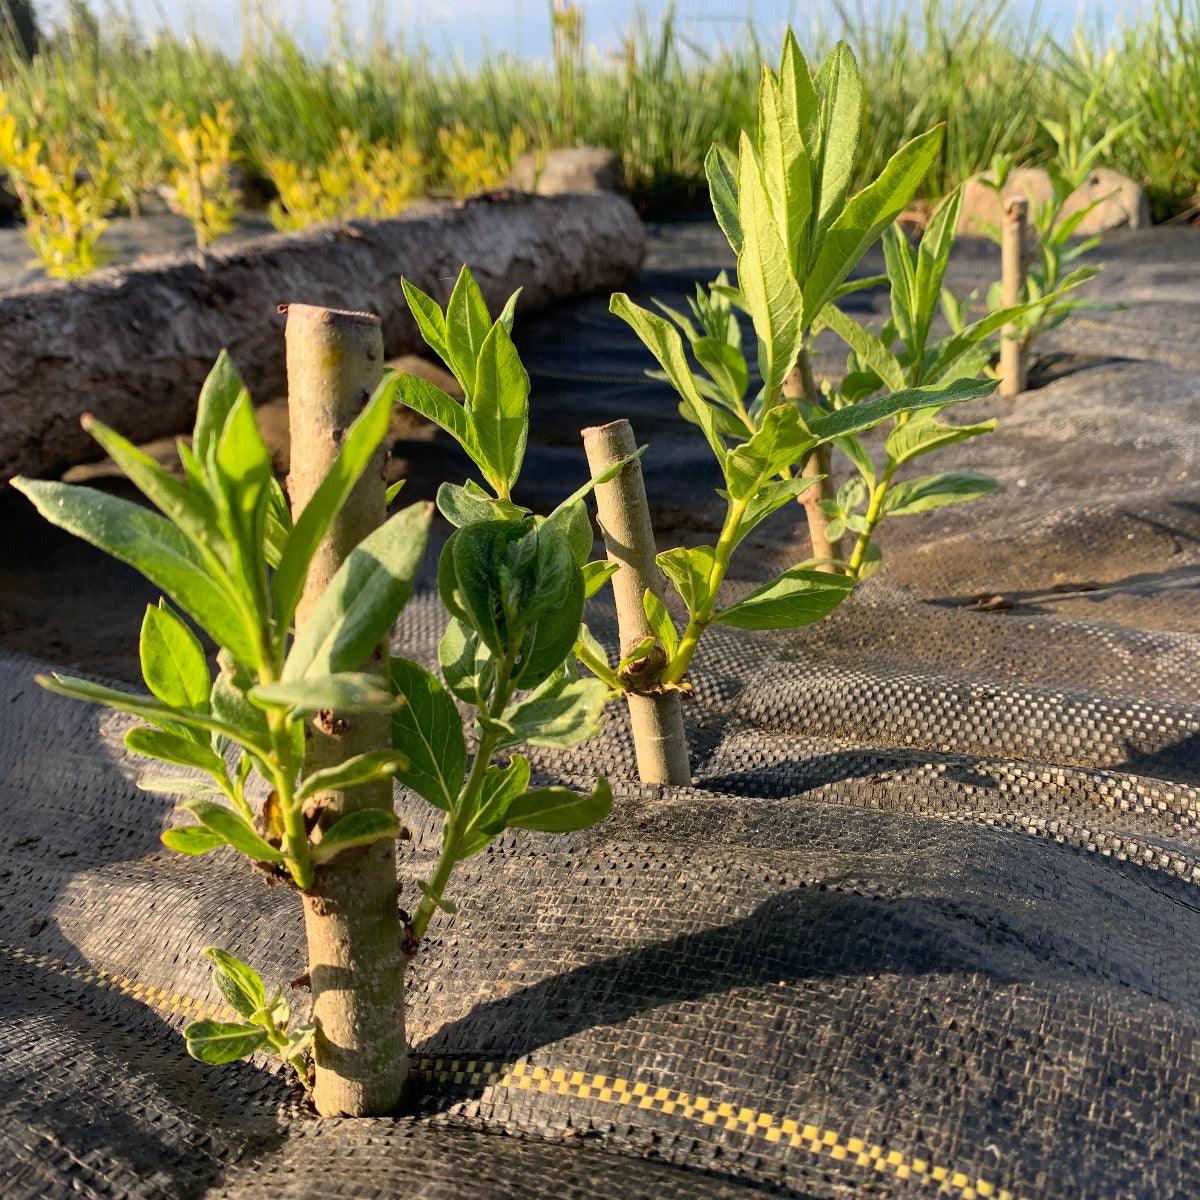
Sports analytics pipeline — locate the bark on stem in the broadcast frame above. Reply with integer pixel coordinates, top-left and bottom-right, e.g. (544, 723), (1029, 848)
(787, 356), (843, 570)
(285, 303), (408, 1117)
(999, 196), (1029, 398)
(582, 419), (691, 786)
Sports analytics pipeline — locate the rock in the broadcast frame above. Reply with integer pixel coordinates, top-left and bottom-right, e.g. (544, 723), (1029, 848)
(1061, 167), (1150, 234)
(958, 165), (1148, 236)
(507, 147), (623, 196)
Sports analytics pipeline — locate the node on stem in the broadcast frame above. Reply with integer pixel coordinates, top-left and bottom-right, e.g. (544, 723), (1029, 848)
(582, 419), (691, 786)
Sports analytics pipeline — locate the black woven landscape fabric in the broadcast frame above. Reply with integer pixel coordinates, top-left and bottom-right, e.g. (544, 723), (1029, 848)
(0, 222), (1197, 1199)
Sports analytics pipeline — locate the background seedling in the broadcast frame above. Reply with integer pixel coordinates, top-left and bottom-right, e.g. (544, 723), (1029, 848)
(158, 100), (241, 250)
(0, 92), (119, 278)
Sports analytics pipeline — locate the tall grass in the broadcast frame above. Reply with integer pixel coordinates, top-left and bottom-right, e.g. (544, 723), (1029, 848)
(1, 0), (1197, 219)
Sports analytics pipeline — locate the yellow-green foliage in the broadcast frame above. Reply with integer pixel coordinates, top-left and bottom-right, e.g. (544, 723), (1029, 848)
(0, 95), (119, 279)
(437, 124), (527, 198)
(158, 101), (240, 250)
(96, 90), (162, 219)
(266, 129), (423, 231)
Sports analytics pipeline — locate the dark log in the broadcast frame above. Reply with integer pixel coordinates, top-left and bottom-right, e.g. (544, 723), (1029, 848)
(0, 190), (646, 480)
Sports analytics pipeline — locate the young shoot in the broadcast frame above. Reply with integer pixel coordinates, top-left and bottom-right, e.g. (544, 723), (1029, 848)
(600, 37), (998, 718)
(812, 187), (1029, 579)
(693, 33), (949, 564)
(980, 106), (1130, 361)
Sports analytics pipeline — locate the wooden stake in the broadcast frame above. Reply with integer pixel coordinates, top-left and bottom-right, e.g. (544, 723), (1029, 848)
(999, 196), (1029, 398)
(285, 303), (408, 1117)
(582, 419), (691, 786)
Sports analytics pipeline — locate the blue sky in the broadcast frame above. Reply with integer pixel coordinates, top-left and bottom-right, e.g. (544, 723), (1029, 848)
(41, 1), (1157, 61)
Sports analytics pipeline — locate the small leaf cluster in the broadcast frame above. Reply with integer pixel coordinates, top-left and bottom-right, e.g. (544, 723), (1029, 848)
(813, 185), (1026, 578)
(184, 948), (314, 1089)
(15, 352), (430, 893)
(0, 92), (120, 279)
(158, 100), (241, 250)
(436, 123), (528, 197)
(981, 93), (1131, 354)
(266, 129), (424, 232)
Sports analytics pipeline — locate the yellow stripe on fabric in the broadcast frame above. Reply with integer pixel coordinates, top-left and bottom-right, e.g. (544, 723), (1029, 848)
(0, 942), (1028, 1200)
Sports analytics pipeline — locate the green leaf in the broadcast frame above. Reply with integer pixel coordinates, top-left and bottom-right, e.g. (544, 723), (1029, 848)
(758, 67), (812, 274)
(436, 480), (527, 528)
(729, 476), (816, 547)
(125, 726), (227, 777)
(82, 416), (220, 555)
(656, 545), (715, 616)
(401, 278), (452, 367)
(803, 125), (942, 325)
(736, 131), (804, 400)
(251, 673), (399, 716)
(296, 751), (408, 802)
(203, 948), (266, 1019)
(438, 618), (495, 708)
(273, 375), (395, 634)
(808, 376), (997, 443)
(505, 776), (613, 834)
(391, 373), (475, 457)
(139, 601), (211, 713)
(310, 808), (402, 866)
(441, 519), (584, 691)
(835, 433), (876, 488)
(453, 754), (532, 858)
(161, 825), (227, 855)
(725, 404), (815, 499)
(705, 142), (742, 255)
(12, 479), (257, 666)
(886, 415), (996, 467)
(143, 776), (225, 799)
(911, 186), (964, 358)
(209, 396), (272, 623)
(812, 41), (863, 245)
(497, 288), (522, 333)
(642, 589), (679, 658)
(610, 294), (727, 467)
(389, 658), (467, 812)
(714, 567), (855, 630)
(817, 305), (905, 393)
(180, 799), (284, 863)
(693, 337), (749, 408)
(779, 29), (819, 146)
(471, 319), (529, 495)
(881, 224), (917, 349)
(283, 501), (432, 680)
(36, 672), (247, 747)
(881, 471), (1001, 516)
(184, 1019), (267, 1065)
(582, 560), (619, 599)
(210, 657), (271, 763)
(542, 498), (592, 567)
(501, 671), (608, 749)
(445, 265), (494, 390)
(193, 351), (248, 468)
